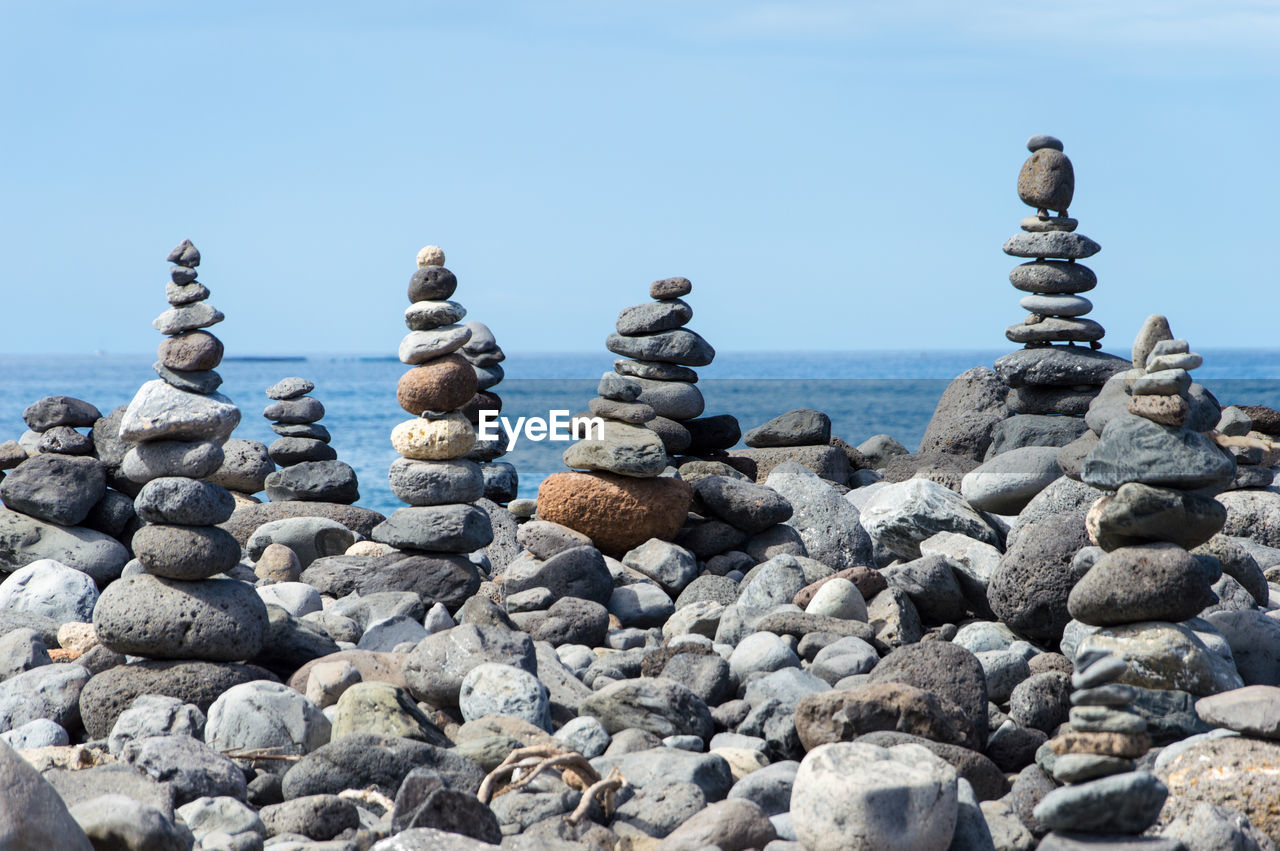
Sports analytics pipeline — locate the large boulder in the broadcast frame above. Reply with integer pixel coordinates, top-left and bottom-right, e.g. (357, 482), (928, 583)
(766, 462), (873, 570)
(858, 479), (1000, 560)
(988, 512), (1090, 645)
(917, 367), (1009, 461)
(0, 740), (93, 849)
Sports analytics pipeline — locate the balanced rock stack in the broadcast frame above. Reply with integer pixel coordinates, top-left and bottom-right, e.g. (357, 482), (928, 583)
(457, 318), (518, 504)
(371, 245), (493, 559)
(1065, 321), (1237, 644)
(92, 240), (269, 666)
(993, 135), (1129, 419)
(1032, 650), (1169, 840)
(261, 378), (359, 505)
(537, 278), (699, 555)
(605, 277), (738, 459)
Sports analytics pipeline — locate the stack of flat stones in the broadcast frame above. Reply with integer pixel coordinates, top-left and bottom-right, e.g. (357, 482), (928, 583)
(458, 319), (518, 504)
(1033, 650), (1169, 840)
(605, 277), (738, 459)
(0, 396), (106, 529)
(372, 245), (493, 559)
(262, 378), (359, 505)
(93, 240), (269, 664)
(563, 372), (668, 479)
(994, 135), (1129, 419)
(1066, 319), (1236, 631)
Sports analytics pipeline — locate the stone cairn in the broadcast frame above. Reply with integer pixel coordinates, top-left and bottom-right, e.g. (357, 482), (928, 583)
(993, 135), (1128, 419)
(1028, 320), (1239, 836)
(262, 377), (359, 505)
(370, 245), (493, 558)
(604, 276), (730, 458)
(93, 239), (269, 664)
(1032, 649), (1168, 838)
(0, 397), (106, 530)
(457, 318), (518, 504)
(1213, 402), (1280, 491)
(535, 277), (705, 555)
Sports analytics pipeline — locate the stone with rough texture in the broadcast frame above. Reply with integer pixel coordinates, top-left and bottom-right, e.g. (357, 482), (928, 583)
(918, 367), (1009, 461)
(68, 794), (190, 851)
(107, 693), (206, 756)
(692, 475), (793, 533)
(23, 396), (102, 432)
(221, 500), (384, 545)
(537, 471), (691, 555)
(396, 355), (478, 415)
(606, 329), (715, 366)
(371, 504), (492, 552)
(744, 409), (832, 448)
(264, 459), (359, 503)
(0, 453), (106, 526)
(1092, 482), (1227, 551)
(989, 512), (1090, 644)
(868, 641), (989, 742)
(1068, 543), (1219, 626)
(1076, 622), (1243, 696)
(1032, 770), (1166, 834)
(562, 419), (668, 478)
(93, 574), (268, 661)
(122, 439), (224, 483)
(121, 733), (247, 805)
(1158, 736), (1280, 845)
(205, 438), (274, 493)
(1018, 147), (1074, 210)
(792, 742), (958, 851)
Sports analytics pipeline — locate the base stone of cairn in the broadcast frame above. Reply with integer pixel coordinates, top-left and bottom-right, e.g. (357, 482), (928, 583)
(92, 240), (269, 666)
(372, 246), (493, 562)
(262, 378), (359, 504)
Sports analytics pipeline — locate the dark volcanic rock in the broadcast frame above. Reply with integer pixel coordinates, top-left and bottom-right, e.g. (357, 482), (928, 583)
(989, 512), (1091, 645)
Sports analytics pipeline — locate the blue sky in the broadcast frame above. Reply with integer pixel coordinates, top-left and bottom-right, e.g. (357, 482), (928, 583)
(1, 1), (1276, 356)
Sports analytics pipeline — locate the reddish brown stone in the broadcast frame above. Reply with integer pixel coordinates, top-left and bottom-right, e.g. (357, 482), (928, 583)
(536, 471), (691, 556)
(793, 566), (886, 608)
(396, 354), (478, 416)
(158, 330), (223, 371)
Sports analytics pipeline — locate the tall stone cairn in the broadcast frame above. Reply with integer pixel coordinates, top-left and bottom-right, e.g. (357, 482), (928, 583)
(457, 320), (518, 504)
(261, 377), (359, 505)
(1030, 318), (1241, 838)
(93, 239), (269, 663)
(993, 135), (1129, 417)
(371, 245), (493, 557)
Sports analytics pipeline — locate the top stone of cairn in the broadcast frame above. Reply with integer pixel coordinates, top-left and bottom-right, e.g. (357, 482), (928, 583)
(417, 245), (446, 268)
(1018, 134), (1074, 214)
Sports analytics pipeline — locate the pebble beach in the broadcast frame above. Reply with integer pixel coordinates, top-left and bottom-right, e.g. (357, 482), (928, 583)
(1, 136), (1280, 851)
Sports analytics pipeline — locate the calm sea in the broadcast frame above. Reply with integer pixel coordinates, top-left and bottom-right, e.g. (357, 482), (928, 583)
(2, 350), (1277, 514)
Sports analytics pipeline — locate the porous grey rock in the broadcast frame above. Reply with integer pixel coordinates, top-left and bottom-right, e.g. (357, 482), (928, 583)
(206, 438), (275, 494)
(0, 453), (106, 526)
(68, 794), (190, 851)
(961, 447), (1061, 515)
(135, 476), (236, 525)
(459, 662), (551, 731)
(500, 546), (612, 606)
(0, 662), (90, 733)
(372, 505), (492, 552)
(988, 512), (1090, 645)
(93, 574), (268, 661)
(918, 367), (1009, 461)
(122, 440), (224, 483)
(622, 538), (698, 594)
(282, 732), (484, 799)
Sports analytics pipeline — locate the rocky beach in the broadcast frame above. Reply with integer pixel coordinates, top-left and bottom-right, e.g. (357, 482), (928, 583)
(1, 139), (1280, 851)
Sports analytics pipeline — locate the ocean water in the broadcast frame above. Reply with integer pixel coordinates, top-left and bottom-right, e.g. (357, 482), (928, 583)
(2, 350), (1277, 515)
